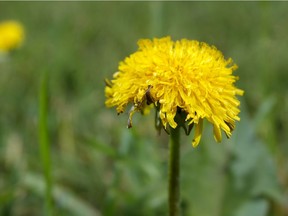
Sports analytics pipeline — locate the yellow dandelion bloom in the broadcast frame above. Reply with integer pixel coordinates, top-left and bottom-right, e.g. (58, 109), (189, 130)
(105, 36), (244, 147)
(0, 21), (24, 52)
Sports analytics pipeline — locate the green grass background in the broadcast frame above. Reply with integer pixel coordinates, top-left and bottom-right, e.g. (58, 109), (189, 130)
(0, 2), (288, 216)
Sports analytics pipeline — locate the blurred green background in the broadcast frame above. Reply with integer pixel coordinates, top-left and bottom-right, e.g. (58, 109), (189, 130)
(0, 2), (288, 216)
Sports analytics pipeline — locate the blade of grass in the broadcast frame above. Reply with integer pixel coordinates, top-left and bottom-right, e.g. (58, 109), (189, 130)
(23, 172), (102, 216)
(39, 71), (53, 216)
(150, 1), (163, 37)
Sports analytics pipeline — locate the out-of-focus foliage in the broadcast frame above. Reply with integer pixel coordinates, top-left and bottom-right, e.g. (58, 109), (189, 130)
(0, 2), (287, 216)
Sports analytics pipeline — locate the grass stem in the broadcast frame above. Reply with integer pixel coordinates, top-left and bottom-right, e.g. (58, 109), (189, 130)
(39, 72), (53, 216)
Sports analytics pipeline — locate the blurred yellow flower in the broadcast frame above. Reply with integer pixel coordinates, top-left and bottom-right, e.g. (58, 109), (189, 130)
(105, 36), (244, 147)
(0, 20), (24, 52)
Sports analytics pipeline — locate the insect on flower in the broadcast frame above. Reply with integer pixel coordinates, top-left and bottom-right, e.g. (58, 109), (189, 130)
(145, 85), (154, 105)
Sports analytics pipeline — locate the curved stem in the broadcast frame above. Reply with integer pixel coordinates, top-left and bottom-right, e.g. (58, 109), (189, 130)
(168, 126), (181, 216)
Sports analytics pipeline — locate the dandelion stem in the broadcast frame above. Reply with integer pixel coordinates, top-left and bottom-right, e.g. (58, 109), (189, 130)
(168, 126), (181, 216)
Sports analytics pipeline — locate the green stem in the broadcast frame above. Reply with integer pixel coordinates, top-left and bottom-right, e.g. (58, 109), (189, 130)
(168, 126), (181, 216)
(39, 72), (53, 216)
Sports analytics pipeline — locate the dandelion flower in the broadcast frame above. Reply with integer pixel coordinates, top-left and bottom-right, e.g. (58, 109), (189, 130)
(0, 20), (24, 52)
(105, 36), (244, 147)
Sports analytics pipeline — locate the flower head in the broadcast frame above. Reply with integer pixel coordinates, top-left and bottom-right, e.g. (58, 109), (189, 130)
(105, 36), (244, 147)
(0, 20), (24, 52)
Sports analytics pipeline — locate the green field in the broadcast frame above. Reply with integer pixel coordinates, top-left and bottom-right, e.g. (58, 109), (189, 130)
(0, 2), (288, 216)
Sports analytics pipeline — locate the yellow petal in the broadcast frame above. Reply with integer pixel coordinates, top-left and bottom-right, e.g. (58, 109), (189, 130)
(192, 118), (203, 147)
(213, 124), (222, 142)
